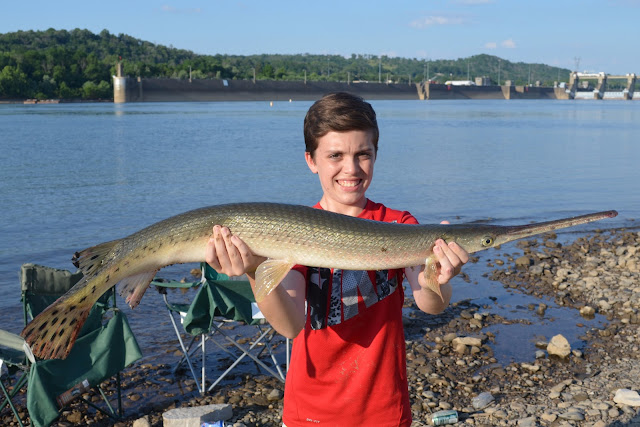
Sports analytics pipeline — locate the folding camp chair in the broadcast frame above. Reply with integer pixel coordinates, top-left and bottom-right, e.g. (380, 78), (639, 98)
(153, 263), (289, 394)
(17, 263), (142, 427)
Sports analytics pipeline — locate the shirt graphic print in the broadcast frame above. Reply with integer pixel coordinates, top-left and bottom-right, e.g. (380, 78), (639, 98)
(306, 267), (400, 330)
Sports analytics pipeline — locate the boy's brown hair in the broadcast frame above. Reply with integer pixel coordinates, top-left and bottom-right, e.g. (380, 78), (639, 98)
(303, 92), (379, 157)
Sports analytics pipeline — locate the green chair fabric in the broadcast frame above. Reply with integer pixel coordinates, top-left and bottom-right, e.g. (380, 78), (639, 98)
(183, 279), (261, 335)
(26, 311), (141, 427)
(17, 263), (142, 427)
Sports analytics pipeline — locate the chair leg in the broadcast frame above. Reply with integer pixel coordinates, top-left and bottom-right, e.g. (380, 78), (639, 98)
(201, 333), (206, 394)
(286, 338), (290, 373)
(116, 371), (123, 417)
(173, 335), (199, 374)
(164, 308), (203, 394)
(260, 327), (286, 380)
(206, 326), (285, 393)
(1, 376), (26, 427)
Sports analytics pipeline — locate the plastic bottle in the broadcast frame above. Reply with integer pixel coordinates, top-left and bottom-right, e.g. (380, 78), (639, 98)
(56, 379), (90, 408)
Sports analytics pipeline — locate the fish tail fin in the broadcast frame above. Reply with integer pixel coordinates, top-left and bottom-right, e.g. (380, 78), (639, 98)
(21, 280), (95, 359)
(72, 240), (120, 277)
(22, 240), (126, 359)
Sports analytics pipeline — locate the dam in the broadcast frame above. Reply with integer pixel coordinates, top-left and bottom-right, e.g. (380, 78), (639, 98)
(112, 64), (637, 103)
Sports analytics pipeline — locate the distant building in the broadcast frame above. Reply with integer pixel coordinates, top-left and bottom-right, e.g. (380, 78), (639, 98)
(445, 80), (475, 86)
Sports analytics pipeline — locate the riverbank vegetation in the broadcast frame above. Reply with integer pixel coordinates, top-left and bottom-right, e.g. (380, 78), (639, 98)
(0, 28), (572, 101)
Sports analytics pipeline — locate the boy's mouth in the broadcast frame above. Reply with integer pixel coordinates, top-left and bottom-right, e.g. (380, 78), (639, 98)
(337, 179), (362, 188)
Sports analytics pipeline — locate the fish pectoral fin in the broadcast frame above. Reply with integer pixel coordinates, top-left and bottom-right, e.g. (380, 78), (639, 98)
(117, 270), (159, 308)
(423, 254), (444, 302)
(254, 259), (295, 302)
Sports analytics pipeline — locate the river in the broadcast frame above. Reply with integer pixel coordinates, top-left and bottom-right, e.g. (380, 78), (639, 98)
(1, 99), (638, 364)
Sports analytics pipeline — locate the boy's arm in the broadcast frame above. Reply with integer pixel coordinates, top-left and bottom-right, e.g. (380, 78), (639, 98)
(406, 238), (468, 314)
(205, 225), (306, 339)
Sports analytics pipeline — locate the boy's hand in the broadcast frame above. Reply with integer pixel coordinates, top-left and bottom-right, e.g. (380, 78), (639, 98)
(205, 225), (266, 277)
(432, 220), (469, 285)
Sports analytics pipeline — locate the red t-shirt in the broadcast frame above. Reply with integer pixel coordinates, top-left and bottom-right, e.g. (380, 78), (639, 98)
(282, 200), (418, 426)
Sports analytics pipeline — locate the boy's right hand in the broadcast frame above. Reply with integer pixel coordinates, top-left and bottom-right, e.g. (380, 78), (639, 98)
(205, 225), (266, 277)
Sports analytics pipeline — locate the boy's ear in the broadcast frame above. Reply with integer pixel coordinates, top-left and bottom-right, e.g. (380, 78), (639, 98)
(305, 151), (318, 174)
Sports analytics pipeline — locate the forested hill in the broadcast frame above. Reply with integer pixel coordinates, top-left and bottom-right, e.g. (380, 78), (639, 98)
(1, 28), (571, 100)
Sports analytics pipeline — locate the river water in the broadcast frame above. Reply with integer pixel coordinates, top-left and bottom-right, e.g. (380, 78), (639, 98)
(1, 99), (638, 364)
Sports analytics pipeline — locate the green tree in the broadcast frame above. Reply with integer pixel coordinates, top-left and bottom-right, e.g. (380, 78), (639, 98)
(80, 81), (98, 99)
(57, 81), (76, 99)
(0, 65), (29, 98)
(96, 80), (111, 99)
(38, 74), (57, 98)
(261, 63), (274, 79)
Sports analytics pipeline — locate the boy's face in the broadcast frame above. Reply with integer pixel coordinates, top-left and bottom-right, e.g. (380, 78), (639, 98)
(305, 130), (376, 216)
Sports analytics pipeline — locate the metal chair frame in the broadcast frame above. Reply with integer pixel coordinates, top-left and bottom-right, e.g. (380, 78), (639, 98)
(156, 275), (288, 394)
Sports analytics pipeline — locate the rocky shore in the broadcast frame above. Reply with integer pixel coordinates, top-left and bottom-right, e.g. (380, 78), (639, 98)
(2, 228), (639, 426)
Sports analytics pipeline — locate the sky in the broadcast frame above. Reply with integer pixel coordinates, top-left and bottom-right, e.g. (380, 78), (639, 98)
(3, 0), (640, 75)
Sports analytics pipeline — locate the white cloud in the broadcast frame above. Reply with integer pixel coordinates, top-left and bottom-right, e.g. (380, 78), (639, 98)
(410, 15), (465, 28)
(160, 5), (202, 14)
(484, 39), (516, 49)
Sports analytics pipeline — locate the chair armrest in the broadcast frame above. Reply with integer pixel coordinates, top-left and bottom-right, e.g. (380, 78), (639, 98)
(153, 279), (201, 293)
(0, 329), (24, 353)
(0, 329), (35, 364)
(152, 279), (201, 314)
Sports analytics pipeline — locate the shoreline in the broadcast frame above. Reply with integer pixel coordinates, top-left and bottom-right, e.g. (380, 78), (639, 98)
(2, 227), (639, 426)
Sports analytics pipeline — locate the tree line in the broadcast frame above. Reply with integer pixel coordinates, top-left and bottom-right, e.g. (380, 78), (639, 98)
(1, 28), (574, 100)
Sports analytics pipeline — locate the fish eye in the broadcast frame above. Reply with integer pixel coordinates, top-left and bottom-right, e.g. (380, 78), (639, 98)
(481, 236), (494, 247)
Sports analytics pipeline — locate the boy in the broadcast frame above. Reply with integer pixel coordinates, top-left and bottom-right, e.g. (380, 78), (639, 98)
(205, 92), (468, 426)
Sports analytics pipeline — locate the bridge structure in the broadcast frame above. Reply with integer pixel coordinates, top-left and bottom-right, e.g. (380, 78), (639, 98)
(567, 72), (636, 100)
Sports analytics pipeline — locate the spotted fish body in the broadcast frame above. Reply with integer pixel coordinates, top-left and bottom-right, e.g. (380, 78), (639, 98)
(21, 202), (617, 359)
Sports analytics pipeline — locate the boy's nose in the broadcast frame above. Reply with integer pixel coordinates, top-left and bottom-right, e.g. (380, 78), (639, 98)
(343, 157), (360, 174)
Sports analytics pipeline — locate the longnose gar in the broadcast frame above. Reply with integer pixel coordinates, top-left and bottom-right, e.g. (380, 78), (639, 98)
(21, 203), (617, 359)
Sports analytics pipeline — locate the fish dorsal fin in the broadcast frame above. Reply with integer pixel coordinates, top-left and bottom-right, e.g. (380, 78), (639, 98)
(72, 240), (120, 277)
(117, 270), (159, 308)
(254, 259), (295, 302)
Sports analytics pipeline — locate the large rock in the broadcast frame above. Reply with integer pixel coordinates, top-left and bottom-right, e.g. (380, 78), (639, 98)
(133, 416), (151, 427)
(163, 404), (233, 427)
(613, 389), (640, 407)
(452, 335), (484, 347)
(515, 256), (533, 267)
(547, 334), (571, 358)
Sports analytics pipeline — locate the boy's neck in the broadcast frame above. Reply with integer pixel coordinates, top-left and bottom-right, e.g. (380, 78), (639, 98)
(318, 197), (368, 217)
